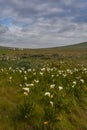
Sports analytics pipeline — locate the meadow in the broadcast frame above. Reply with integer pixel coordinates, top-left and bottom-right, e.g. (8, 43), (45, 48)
(0, 43), (87, 130)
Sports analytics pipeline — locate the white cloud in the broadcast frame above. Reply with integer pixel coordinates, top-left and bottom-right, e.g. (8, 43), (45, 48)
(0, 0), (87, 48)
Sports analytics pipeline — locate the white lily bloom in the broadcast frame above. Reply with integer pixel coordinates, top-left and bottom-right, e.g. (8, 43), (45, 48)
(24, 92), (28, 96)
(9, 76), (12, 80)
(50, 101), (54, 107)
(34, 80), (39, 83)
(50, 84), (55, 89)
(28, 69), (32, 72)
(41, 68), (45, 71)
(59, 86), (63, 91)
(40, 72), (43, 75)
(22, 87), (30, 92)
(44, 92), (51, 97)
(24, 76), (27, 80)
(73, 81), (76, 85)
(72, 85), (75, 88)
(19, 70), (22, 73)
(80, 79), (84, 83)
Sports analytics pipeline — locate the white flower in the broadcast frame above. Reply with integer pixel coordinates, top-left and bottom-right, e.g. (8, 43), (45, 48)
(19, 84), (22, 87)
(40, 72), (43, 75)
(19, 70), (22, 73)
(33, 69), (35, 71)
(22, 87), (30, 92)
(25, 83), (29, 87)
(63, 74), (67, 77)
(41, 68), (45, 71)
(80, 79), (84, 83)
(24, 92), (28, 96)
(50, 94), (53, 98)
(24, 76), (27, 80)
(28, 69), (32, 72)
(24, 71), (27, 74)
(47, 67), (50, 72)
(25, 83), (34, 87)
(33, 72), (36, 75)
(56, 74), (59, 77)
(59, 86), (63, 91)
(73, 81), (76, 85)
(50, 84), (55, 89)
(9, 67), (12, 70)
(44, 92), (51, 97)
(34, 80), (39, 83)
(51, 75), (54, 77)
(74, 68), (78, 72)
(50, 101), (54, 107)
(72, 85), (75, 88)
(1, 68), (4, 72)
(83, 68), (87, 71)
(9, 76), (12, 80)
(30, 83), (34, 86)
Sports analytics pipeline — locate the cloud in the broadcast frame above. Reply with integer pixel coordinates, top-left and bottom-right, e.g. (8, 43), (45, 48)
(0, 0), (87, 48)
(0, 24), (8, 34)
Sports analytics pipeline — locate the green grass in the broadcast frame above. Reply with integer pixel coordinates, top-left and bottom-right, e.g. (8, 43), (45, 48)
(0, 44), (87, 130)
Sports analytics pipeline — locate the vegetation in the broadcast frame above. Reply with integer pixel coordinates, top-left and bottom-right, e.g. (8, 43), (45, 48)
(0, 42), (87, 130)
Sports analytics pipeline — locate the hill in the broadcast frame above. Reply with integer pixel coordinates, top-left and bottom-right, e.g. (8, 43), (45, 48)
(60, 41), (87, 49)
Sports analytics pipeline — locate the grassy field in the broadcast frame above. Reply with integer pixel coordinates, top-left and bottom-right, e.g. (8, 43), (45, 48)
(0, 42), (87, 130)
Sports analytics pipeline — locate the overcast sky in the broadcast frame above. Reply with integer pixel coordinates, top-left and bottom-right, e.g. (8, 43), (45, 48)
(0, 0), (87, 48)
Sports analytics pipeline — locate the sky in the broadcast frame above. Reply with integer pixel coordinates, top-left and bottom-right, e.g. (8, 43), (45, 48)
(0, 0), (87, 48)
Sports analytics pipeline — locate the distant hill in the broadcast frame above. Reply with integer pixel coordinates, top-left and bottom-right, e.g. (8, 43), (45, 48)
(0, 41), (87, 51)
(60, 42), (87, 49)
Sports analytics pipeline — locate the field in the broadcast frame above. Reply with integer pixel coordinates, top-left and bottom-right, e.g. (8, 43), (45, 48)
(0, 43), (87, 130)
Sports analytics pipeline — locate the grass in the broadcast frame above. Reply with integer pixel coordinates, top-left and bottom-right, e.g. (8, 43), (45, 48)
(0, 43), (87, 130)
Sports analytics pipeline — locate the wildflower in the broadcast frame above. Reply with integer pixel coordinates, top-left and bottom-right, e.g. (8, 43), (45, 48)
(47, 67), (50, 72)
(25, 83), (29, 87)
(1, 68), (4, 72)
(19, 70), (22, 73)
(80, 79), (84, 83)
(33, 72), (36, 75)
(74, 68), (78, 72)
(24, 92), (28, 96)
(34, 79), (39, 83)
(50, 101), (54, 107)
(40, 72), (43, 75)
(9, 67), (12, 70)
(59, 86), (63, 91)
(41, 68), (45, 71)
(50, 84), (55, 89)
(72, 85), (75, 88)
(56, 74), (59, 77)
(29, 83), (34, 87)
(19, 84), (22, 87)
(22, 87), (30, 93)
(24, 71), (27, 74)
(50, 94), (53, 98)
(83, 68), (87, 71)
(32, 69), (35, 71)
(51, 74), (54, 77)
(63, 74), (67, 77)
(27, 69), (32, 72)
(12, 70), (15, 73)
(25, 83), (34, 87)
(44, 92), (50, 97)
(73, 81), (76, 85)
(51, 68), (53, 71)
(24, 76), (27, 80)
(9, 76), (12, 80)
